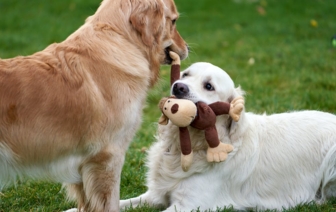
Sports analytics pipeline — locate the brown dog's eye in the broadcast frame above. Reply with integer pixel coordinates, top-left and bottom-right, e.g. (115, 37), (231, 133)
(164, 107), (167, 110)
(172, 19), (176, 25)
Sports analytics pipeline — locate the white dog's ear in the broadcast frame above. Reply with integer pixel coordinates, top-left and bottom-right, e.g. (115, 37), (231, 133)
(129, 0), (164, 46)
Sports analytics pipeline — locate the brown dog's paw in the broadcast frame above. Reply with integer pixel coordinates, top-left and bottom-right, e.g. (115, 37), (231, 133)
(207, 143), (233, 163)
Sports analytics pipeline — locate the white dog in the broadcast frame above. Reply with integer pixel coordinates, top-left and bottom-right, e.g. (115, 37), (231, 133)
(120, 62), (336, 211)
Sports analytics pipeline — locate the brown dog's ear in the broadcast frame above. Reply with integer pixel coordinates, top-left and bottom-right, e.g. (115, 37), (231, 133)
(129, 0), (164, 46)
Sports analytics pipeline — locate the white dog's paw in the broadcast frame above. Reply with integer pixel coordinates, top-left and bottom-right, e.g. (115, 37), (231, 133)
(63, 208), (79, 212)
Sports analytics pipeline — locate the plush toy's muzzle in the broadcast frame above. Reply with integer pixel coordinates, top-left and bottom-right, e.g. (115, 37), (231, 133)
(162, 98), (197, 127)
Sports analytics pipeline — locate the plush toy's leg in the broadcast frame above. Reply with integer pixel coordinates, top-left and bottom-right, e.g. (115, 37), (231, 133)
(207, 143), (233, 162)
(205, 126), (234, 163)
(181, 151), (193, 172)
(204, 126), (220, 148)
(179, 127), (193, 171)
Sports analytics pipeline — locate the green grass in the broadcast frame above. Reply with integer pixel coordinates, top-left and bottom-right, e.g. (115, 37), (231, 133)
(0, 0), (336, 211)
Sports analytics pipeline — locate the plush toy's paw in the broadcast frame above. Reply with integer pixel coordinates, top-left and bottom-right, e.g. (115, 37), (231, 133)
(169, 51), (180, 65)
(207, 143), (233, 163)
(229, 96), (245, 122)
(181, 151), (193, 172)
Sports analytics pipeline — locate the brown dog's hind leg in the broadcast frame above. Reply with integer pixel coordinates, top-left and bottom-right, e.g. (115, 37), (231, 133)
(65, 183), (85, 211)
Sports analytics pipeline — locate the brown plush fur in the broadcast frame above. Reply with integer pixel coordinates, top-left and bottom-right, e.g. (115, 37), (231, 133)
(0, 0), (188, 211)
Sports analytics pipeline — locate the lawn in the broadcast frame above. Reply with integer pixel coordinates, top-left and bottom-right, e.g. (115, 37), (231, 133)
(0, 0), (336, 211)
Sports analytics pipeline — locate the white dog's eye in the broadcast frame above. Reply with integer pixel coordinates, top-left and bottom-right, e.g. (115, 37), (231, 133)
(204, 83), (214, 91)
(182, 73), (188, 78)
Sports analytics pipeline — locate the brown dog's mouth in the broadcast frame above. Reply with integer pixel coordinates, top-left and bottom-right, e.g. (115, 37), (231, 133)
(164, 47), (173, 64)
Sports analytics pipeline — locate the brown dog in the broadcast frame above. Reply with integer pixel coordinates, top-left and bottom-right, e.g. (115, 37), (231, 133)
(0, 0), (188, 211)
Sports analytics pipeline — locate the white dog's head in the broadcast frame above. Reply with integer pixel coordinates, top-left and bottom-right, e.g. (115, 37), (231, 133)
(171, 62), (243, 104)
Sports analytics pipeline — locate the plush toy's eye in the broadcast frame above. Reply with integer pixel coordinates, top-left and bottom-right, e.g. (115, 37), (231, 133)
(204, 83), (214, 91)
(164, 107), (167, 110)
(168, 100), (171, 103)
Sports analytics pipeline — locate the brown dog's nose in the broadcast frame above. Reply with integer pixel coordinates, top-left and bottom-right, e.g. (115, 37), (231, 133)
(173, 83), (189, 98)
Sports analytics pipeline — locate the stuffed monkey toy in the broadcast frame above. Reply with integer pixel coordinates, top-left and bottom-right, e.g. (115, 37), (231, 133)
(159, 52), (244, 172)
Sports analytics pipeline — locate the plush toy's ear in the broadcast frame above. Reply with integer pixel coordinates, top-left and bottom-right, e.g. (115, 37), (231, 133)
(129, 0), (164, 46)
(158, 97), (170, 125)
(159, 114), (169, 125)
(158, 97), (169, 111)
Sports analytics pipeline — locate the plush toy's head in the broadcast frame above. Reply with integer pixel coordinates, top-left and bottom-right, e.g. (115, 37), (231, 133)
(159, 96), (197, 127)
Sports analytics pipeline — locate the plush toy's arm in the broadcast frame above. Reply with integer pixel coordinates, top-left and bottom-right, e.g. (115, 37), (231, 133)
(229, 96), (244, 122)
(208, 97), (245, 122)
(169, 51), (180, 65)
(169, 51), (181, 85)
(171, 65), (180, 86)
(208, 102), (230, 116)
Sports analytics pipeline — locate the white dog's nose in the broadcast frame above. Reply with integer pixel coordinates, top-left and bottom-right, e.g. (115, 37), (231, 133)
(172, 83), (189, 98)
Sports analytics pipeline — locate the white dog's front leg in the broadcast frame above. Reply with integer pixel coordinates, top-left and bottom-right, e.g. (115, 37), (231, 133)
(120, 190), (167, 210)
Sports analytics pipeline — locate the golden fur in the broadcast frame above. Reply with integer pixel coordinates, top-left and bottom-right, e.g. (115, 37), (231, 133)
(0, 0), (188, 211)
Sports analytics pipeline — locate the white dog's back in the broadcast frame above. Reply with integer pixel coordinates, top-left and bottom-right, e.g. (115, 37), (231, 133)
(225, 111), (336, 210)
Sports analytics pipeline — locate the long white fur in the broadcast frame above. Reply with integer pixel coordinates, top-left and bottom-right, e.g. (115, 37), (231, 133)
(120, 62), (336, 211)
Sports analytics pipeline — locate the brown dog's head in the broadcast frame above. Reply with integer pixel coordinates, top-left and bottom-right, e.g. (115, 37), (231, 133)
(128, 0), (188, 65)
(91, 0), (188, 85)
(126, 0), (188, 86)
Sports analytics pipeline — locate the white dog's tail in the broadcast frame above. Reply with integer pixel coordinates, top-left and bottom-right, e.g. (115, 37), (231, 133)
(320, 140), (336, 201)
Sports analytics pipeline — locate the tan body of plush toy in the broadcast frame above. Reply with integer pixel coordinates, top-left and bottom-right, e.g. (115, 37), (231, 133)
(159, 52), (244, 171)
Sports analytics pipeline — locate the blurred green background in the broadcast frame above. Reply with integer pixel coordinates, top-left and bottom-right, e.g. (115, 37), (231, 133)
(0, 0), (335, 211)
